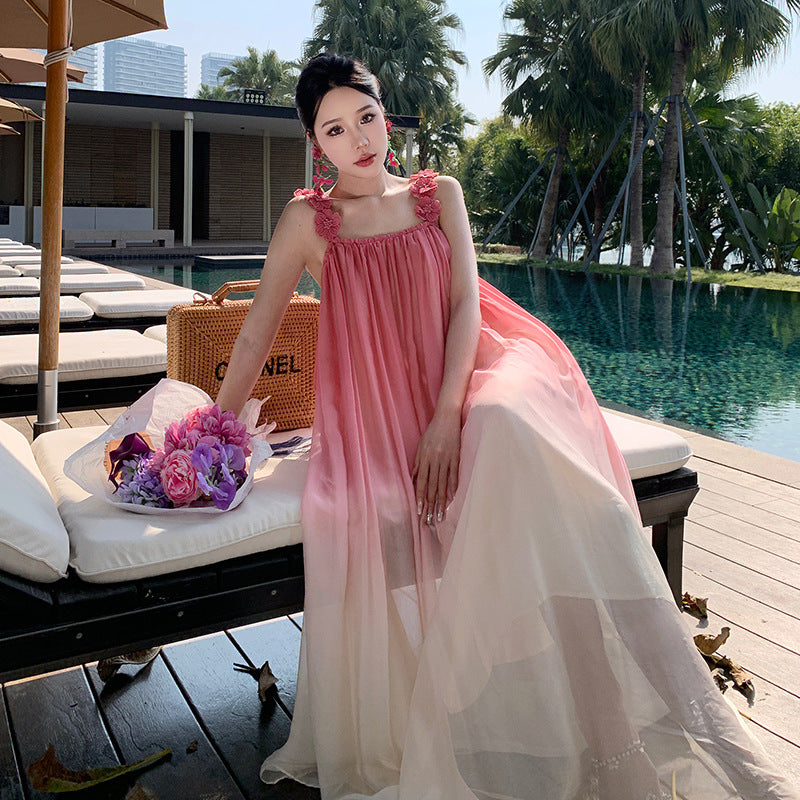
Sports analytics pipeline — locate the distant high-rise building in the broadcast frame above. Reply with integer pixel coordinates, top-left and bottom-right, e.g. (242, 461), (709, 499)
(104, 37), (187, 97)
(69, 44), (100, 90)
(201, 52), (238, 87)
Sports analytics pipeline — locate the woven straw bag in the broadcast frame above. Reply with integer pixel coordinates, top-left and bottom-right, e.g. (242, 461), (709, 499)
(166, 281), (319, 431)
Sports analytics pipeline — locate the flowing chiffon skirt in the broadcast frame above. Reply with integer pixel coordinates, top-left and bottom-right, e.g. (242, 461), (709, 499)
(259, 210), (799, 799)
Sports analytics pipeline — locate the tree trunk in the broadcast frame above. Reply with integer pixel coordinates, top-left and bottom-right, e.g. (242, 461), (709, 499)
(592, 165), (607, 240)
(649, 39), (690, 275)
(532, 128), (569, 260)
(630, 67), (646, 271)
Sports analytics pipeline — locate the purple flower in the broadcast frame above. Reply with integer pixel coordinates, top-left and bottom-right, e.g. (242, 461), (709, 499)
(190, 442), (247, 510)
(108, 433), (153, 488)
(116, 454), (170, 507)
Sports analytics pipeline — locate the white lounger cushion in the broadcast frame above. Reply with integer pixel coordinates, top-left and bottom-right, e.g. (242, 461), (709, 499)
(32, 425), (309, 583)
(0, 421), (70, 582)
(0, 246), (38, 255)
(0, 266), (21, 277)
(0, 277), (39, 296)
(143, 324), (167, 343)
(16, 262), (108, 277)
(0, 330), (166, 384)
(600, 409), (692, 479)
(79, 288), (204, 318)
(1, 255), (73, 266)
(0, 296), (94, 325)
(59, 273), (146, 293)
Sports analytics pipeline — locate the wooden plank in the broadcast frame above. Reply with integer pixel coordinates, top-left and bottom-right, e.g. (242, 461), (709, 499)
(692, 472), (790, 508)
(161, 626), (318, 799)
(229, 617), (303, 717)
(690, 492), (800, 541)
(694, 459), (800, 505)
(688, 439), (800, 489)
(96, 406), (127, 426)
(754, 497), (800, 525)
(4, 668), (122, 800)
(0, 690), (24, 799)
(84, 655), (247, 800)
(683, 544), (800, 619)
(0, 415), (33, 443)
(60, 408), (106, 429)
(688, 512), (800, 563)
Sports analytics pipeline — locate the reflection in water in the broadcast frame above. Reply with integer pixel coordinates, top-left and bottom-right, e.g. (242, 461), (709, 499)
(115, 256), (800, 465)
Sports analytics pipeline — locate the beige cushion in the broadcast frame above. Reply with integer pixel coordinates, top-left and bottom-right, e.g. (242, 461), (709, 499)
(16, 262), (108, 277)
(1, 255), (73, 266)
(0, 246), (38, 256)
(0, 277), (39, 296)
(0, 330), (166, 384)
(32, 426), (309, 583)
(143, 324), (167, 343)
(0, 266), (21, 277)
(601, 410), (692, 480)
(0, 421), (70, 582)
(79, 288), (204, 318)
(0, 296), (94, 325)
(59, 273), (146, 293)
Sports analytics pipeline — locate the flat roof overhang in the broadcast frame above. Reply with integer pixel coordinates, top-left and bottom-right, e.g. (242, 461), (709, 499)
(0, 85), (420, 138)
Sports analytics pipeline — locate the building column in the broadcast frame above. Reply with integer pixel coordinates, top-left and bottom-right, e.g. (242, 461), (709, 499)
(263, 132), (271, 241)
(24, 121), (35, 243)
(405, 128), (415, 177)
(305, 136), (313, 190)
(183, 111), (193, 246)
(150, 121), (159, 229)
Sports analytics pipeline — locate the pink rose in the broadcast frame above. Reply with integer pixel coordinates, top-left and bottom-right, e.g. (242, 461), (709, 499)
(160, 450), (201, 505)
(415, 197), (441, 223)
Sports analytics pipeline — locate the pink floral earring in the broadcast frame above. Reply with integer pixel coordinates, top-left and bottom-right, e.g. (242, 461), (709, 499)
(311, 141), (334, 192)
(384, 118), (400, 170)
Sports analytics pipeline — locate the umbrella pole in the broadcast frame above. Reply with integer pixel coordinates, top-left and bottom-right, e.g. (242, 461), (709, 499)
(34, 0), (70, 438)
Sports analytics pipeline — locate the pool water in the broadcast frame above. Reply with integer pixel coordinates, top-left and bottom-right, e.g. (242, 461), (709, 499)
(117, 257), (800, 465)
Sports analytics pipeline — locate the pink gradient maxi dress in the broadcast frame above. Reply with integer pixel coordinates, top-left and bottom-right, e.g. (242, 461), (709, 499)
(259, 171), (799, 800)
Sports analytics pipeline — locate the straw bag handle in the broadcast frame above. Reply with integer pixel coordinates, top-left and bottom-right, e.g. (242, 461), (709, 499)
(207, 280), (261, 304)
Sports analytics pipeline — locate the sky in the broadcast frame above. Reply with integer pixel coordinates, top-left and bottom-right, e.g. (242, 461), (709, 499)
(139, 0), (800, 125)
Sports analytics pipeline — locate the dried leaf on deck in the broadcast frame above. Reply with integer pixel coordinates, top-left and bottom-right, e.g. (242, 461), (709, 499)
(711, 669), (728, 693)
(233, 659), (278, 702)
(682, 592), (708, 618)
(27, 742), (171, 792)
(702, 652), (755, 698)
(693, 626), (730, 655)
(125, 784), (159, 800)
(186, 740), (198, 754)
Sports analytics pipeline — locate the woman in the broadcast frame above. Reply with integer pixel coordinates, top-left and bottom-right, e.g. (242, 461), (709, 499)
(216, 53), (799, 800)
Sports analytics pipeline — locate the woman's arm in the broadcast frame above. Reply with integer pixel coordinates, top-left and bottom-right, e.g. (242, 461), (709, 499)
(215, 198), (313, 416)
(412, 175), (481, 524)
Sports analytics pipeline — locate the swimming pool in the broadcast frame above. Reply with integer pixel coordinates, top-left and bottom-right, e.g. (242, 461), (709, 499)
(116, 256), (800, 465)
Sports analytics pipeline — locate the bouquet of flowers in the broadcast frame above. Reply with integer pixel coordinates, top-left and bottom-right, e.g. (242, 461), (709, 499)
(107, 405), (254, 510)
(65, 378), (274, 515)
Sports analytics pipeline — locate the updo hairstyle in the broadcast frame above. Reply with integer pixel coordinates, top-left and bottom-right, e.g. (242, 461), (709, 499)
(295, 53), (384, 134)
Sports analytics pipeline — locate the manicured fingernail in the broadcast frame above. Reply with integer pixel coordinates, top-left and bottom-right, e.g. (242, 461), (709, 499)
(417, 499), (422, 515)
(426, 512), (433, 525)
(437, 509), (443, 522)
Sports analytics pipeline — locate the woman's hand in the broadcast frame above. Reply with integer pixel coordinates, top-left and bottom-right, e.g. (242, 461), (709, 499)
(412, 409), (462, 525)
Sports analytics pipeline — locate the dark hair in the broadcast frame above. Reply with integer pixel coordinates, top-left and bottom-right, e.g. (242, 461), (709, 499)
(295, 53), (383, 133)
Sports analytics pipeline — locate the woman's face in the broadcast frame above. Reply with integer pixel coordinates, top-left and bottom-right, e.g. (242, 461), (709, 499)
(312, 86), (388, 181)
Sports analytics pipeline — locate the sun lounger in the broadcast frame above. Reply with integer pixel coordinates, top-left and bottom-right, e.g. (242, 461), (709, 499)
(0, 296), (94, 326)
(16, 262), (109, 277)
(143, 324), (167, 343)
(62, 229), (175, 248)
(0, 255), (73, 266)
(0, 330), (166, 413)
(0, 277), (39, 296)
(0, 266), (21, 278)
(59, 273), (146, 293)
(0, 247), (38, 257)
(0, 409), (697, 683)
(78, 289), (206, 318)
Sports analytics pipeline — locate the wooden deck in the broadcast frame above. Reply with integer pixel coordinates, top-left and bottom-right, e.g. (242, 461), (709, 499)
(2, 405), (799, 797)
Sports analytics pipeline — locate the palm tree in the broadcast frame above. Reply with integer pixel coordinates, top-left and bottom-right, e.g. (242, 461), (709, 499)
(591, 4), (671, 270)
(196, 83), (231, 101)
(303, 0), (466, 118)
(416, 91), (476, 171)
(637, 0), (797, 274)
(484, 0), (621, 259)
(219, 47), (298, 105)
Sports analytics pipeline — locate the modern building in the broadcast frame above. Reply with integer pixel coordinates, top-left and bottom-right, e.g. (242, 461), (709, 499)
(104, 37), (187, 98)
(69, 44), (100, 90)
(201, 52), (238, 87)
(0, 84), (419, 244)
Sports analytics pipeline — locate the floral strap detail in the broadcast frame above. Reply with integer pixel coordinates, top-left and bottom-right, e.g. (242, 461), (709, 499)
(294, 187), (342, 242)
(409, 169), (441, 224)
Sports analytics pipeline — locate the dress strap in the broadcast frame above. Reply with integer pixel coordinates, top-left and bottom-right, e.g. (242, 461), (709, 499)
(294, 187), (342, 242)
(408, 169), (442, 223)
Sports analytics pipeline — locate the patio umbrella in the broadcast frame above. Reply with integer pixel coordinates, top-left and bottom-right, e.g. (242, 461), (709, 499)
(0, 123), (21, 135)
(0, 96), (43, 123)
(0, 48), (86, 84)
(0, 0), (167, 437)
